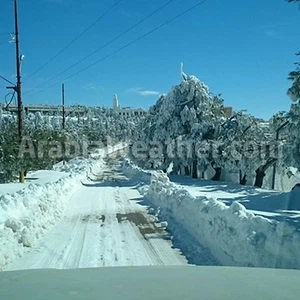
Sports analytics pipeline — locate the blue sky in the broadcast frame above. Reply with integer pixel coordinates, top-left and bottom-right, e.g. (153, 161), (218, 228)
(0, 0), (300, 119)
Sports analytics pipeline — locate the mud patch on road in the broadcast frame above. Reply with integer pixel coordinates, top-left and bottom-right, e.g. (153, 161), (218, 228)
(99, 215), (105, 222)
(82, 215), (90, 222)
(116, 212), (163, 238)
(82, 214), (105, 223)
(92, 171), (127, 182)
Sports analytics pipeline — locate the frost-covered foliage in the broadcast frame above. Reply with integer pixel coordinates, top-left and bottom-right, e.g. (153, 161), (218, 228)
(0, 120), (68, 183)
(140, 76), (225, 142)
(0, 106), (142, 142)
(137, 76), (227, 176)
(134, 75), (280, 188)
(270, 104), (300, 172)
(0, 106), (142, 183)
(286, 0), (300, 101)
(287, 53), (300, 102)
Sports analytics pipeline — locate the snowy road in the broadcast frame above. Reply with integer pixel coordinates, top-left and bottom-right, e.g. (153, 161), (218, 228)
(6, 159), (187, 270)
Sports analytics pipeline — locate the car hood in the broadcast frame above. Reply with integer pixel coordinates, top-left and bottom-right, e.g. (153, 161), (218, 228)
(0, 265), (299, 300)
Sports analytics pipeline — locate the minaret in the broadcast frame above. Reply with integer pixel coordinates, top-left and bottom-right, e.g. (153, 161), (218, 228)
(180, 62), (188, 81)
(113, 94), (119, 110)
(180, 62), (184, 83)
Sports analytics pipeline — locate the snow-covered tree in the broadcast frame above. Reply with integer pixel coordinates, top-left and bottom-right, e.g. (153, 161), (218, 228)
(132, 73), (296, 189)
(137, 75), (226, 177)
(0, 106), (143, 183)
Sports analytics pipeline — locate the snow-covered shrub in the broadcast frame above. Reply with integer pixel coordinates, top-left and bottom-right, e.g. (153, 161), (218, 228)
(0, 106), (142, 183)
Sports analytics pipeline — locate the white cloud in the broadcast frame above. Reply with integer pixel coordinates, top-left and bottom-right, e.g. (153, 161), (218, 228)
(256, 24), (278, 30)
(83, 83), (103, 92)
(127, 87), (160, 97)
(253, 23), (292, 42)
(264, 29), (278, 37)
(139, 90), (160, 96)
(263, 29), (291, 42)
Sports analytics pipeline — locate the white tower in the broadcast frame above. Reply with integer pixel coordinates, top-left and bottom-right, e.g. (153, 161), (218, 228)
(113, 94), (119, 110)
(180, 62), (188, 82)
(180, 62), (183, 83)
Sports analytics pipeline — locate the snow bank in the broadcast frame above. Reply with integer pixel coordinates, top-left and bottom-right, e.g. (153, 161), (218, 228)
(0, 171), (69, 196)
(0, 140), (124, 270)
(122, 160), (300, 269)
(90, 142), (128, 159)
(53, 157), (93, 174)
(0, 157), (104, 270)
(121, 159), (152, 184)
(0, 177), (78, 269)
(144, 171), (300, 270)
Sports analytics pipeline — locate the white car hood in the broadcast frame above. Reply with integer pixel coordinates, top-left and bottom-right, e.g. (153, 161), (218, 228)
(0, 266), (299, 300)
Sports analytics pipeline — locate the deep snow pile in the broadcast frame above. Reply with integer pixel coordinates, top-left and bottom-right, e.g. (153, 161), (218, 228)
(0, 170), (69, 196)
(53, 158), (93, 174)
(121, 159), (152, 183)
(0, 157), (104, 270)
(148, 173), (300, 269)
(122, 159), (300, 269)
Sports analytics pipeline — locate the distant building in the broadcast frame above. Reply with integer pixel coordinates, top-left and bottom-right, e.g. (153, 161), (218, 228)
(112, 94), (146, 117)
(5, 104), (89, 116)
(3, 95), (147, 117)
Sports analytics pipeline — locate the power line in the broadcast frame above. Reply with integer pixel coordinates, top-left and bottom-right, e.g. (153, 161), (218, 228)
(24, 0), (123, 82)
(0, 75), (15, 85)
(24, 0), (176, 95)
(5, 91), (16, 109)
(28, 0), (210, 99)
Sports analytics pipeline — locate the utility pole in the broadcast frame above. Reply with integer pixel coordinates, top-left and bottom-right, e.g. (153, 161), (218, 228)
(6, 0), (22, 135)
(62, 83), (65, 130)
(14, 0), (22, 138)
(15, 0), (24, 183)
(62, 83), (66, 165)
(4, 0), (24, 182)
